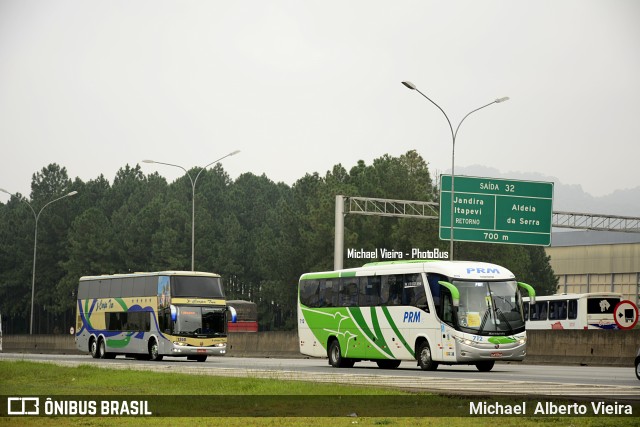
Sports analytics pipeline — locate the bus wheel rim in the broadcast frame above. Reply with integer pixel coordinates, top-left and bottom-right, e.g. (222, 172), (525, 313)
(421, 347), (431, 364)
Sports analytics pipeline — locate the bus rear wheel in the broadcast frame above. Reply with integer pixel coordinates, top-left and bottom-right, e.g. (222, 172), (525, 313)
(98, 338), (115, 359)
(417, 341), (438, 371)
(149, 339), (163, 361)
(475, 361), (495, 372)
(376, 359), (401, 369)
(328, 339), (354, 368)
(90, 337), (99, 359)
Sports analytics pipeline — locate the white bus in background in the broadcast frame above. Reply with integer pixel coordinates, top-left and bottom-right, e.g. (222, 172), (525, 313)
(523, 293), (622, 330)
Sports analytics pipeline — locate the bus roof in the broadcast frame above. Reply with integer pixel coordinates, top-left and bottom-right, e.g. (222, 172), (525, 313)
(523, 292), (622, 301)
(79, 271), (221, 281)
(299, 260), (515, 281)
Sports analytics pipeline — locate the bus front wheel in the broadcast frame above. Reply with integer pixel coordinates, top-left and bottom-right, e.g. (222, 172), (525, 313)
(149, 339), (163, 361)
(328, 339), (354, 368)
(475, 361), (495, 372)
(417, 341), (438, 371)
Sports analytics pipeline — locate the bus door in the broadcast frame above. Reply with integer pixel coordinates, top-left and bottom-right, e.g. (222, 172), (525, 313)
(436, 289), (457, 361)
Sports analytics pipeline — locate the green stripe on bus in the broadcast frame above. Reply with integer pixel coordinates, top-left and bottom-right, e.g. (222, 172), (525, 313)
(370, 307), (393, 358)
(114, 297), (128, 311)
(106, 333), (133, 348)
(348, 307), (393, 358)
(300, 272), (340, 280)
(300, 270), (357, 280)
(488, 336), (517, 345)
(348, 307), (376, 343)
(381, 306), (415, 358)
(84, 299), (94, 330)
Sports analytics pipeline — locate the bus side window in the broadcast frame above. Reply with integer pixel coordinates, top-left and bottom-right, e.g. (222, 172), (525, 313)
(568, 300), (577, 319)
(550, 300), (567, 320)
(523, 302), (529, 320)
(109, 279), (122, 299)
(359, 276), (381, 307)
(403, 273), (428, 311)
(98, 280), (109, 298)
(300, 279), (320, 307)
(144, 276), (155, 297)
(339, 279), (358, 307)
(132, 278), (145, 297)
(531, 301), (548, 321)
(381, 275), (402, 306)
(319, 280), (337, 308)
(121, 279), (133, 298)
(87, 280), (100, 299)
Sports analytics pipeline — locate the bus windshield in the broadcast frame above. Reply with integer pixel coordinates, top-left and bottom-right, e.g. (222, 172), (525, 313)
(174, 306), (226, 337)
(171, 276), (224, 298)
(454, 280), (525, 334)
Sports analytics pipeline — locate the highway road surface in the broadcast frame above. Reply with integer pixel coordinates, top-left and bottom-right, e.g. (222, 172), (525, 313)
(2, 353), (639, 400)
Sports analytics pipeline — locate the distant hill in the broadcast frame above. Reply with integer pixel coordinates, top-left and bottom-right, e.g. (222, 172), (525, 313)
(449, 165), (640, 218)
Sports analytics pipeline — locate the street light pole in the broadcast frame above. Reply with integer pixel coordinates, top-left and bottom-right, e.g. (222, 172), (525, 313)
(143, 150), (240, 271)
(1, 188), (78, 334)
(401, 81), (509, 260)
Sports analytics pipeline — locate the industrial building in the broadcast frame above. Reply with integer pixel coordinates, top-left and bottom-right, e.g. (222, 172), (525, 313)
(545, 231), (640, 305)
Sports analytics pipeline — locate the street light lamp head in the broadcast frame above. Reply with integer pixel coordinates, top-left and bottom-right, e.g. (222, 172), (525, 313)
(0, 188), (10, 195)
(229, 150), (241, 156)
(495, 97), (510, 103)
(142, 160), (156, 164)
(67, 191), (78, 197)
(401, 81), (417, 90)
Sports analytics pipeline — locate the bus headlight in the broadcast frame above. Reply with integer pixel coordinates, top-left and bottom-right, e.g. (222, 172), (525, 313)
(173, 341), (188, 346)
(454, 336), (476, 346)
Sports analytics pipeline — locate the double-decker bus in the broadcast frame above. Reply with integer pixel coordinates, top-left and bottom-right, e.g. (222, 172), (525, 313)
(523, 292), (622, 330)
(297, 260), (536, 372)
(75, 271), (234, 362)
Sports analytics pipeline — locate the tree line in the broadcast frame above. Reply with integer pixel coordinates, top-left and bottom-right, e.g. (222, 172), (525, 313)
(0, 150), (557, 334)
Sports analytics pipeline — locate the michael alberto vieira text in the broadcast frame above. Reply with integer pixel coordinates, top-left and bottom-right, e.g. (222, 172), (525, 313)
(470, 401), (633, 416)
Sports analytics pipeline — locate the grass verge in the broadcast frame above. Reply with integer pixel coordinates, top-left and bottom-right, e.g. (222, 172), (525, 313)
(0, 360), (637, 426)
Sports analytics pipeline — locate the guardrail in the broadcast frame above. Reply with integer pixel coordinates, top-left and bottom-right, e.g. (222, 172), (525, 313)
(1, 330), (638, 366)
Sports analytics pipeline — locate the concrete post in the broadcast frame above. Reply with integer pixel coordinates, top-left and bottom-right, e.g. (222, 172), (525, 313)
(334, 195), (344, 270)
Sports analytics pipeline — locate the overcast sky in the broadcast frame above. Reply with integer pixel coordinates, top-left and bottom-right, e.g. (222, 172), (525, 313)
(1, 0), (639, 203)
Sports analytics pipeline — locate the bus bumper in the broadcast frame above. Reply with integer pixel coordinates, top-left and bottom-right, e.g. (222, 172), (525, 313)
(455, 337), (527, 362)
(170, 343), (227, 356)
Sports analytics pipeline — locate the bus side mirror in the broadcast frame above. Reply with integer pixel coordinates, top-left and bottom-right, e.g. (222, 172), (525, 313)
(228, 306), (237, 323)
(518, 282), (536, 304)
(438, 281), (460, 307)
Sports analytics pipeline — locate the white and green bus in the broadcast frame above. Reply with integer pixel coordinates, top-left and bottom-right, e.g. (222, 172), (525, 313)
(297, 260), (536, 371)
(75, 271), (235, 362)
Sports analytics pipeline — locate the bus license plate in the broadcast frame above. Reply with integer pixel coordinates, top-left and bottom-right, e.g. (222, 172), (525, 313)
(490, 352), (503, 357)
(197, 349), (206, 353)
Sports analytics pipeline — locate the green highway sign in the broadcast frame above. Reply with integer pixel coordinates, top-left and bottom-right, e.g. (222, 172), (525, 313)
(439, 175), (554, 246)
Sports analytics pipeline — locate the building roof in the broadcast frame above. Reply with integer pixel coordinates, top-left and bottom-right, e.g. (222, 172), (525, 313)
(550, 230), (640, 247)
